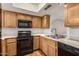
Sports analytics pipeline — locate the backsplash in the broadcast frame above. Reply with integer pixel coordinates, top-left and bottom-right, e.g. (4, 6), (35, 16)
(2, 28), (18, 37)
(2, 28), (50, 37)
(69, 28), (79, 37)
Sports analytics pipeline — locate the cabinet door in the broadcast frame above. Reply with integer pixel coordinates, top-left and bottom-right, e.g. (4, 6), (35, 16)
(6, 43), (16, 56)
(25, 15), (32, 21)
(48, 44), (56, 56)
(32, 16), (42, 28)
(3, 11), (16, 28)
(17, 13), (32, 20)
(33, 36), (40, 50)
(65, 4), (79, 27)
(41, 37), (48, 55)
(17, 13), (26, 20)
(42, 15), (50, 28)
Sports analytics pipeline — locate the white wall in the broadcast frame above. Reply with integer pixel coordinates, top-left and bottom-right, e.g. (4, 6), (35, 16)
(69, 28), (79, 37)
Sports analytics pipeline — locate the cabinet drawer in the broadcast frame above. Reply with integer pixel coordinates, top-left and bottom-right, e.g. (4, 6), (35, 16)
(6, 38), (16, 43)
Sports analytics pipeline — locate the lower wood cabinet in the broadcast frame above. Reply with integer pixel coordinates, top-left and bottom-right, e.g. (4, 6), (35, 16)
(33, 36), (40, 50)
(6, 38), (17, 56)
(6, 43), (16, 56)
(48, 44), (56, 56)
(40, 36), (58, 56)
(41, 38), (48, 55)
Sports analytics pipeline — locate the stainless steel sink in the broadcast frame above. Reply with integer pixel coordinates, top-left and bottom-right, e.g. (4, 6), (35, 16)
(46, 35), (66, 39)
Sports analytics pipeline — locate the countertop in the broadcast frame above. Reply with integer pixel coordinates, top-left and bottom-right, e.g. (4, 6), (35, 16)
(34, 34), (79, 49)
(1, 34), (79, 49)
(1, 36), (17, 40)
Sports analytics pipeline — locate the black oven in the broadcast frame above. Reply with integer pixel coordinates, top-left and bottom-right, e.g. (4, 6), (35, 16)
(17, 31), (33, 56)
(18, 20), (32, 28)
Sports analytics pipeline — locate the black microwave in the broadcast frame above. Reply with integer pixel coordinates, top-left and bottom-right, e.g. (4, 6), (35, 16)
(18, 20), (32, 28)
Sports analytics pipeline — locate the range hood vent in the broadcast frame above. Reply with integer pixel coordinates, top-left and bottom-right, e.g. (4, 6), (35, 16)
(44, 5), (52, 10)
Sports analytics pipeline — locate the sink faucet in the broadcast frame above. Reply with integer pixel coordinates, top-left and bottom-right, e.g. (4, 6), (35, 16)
(51, 28), (58, 37)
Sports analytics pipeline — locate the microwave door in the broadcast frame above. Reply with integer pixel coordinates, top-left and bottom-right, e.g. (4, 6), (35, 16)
(18, 20), (32, 28)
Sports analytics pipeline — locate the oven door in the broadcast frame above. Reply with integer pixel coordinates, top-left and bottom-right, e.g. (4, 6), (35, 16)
(17, 37), (33, 55)
(18, 20), (32, 28)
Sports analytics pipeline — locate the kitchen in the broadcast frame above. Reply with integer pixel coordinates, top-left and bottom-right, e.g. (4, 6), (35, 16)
(0, 3), (79, 56)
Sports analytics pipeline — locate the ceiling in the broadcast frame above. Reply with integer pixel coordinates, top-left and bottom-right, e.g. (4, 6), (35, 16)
(13, 3), (46, 12)
(30, 3), (41, 6)
(2, 3), (64, 16)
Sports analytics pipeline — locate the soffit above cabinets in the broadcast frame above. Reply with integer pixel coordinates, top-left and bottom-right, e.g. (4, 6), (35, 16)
(12, 3), (46, 12)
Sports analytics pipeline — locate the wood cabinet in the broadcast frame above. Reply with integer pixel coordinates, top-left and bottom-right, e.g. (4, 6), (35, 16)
(48, 44), (56, 56)
(0, 9), (2, 28)
(65, 4), (79, 27)
(32, 16), (42, 28)
(2, 10), (50, 28)
(42, 15), (50, 28)
(40, 36), (58, 56)
(2, 11), (17, 28)
(17, 13), (32, 21)
(6, 43), (16, 56)
(17, 13), (26, 20)
(33, 36), (40, 50)
(6, 38), (16, 56)
(40, 37), (48, 55)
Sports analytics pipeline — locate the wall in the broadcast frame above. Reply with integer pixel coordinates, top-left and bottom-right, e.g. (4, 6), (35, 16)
(69, 28), (79, 37)
(49, 4), (67, 35)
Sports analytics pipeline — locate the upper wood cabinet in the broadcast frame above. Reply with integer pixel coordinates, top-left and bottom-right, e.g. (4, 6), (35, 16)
(65, 4), (79, 27)
(42, 15), (50, 28)
(2, 10), (50, 28)
(17, 13), (26, 20)
(33, 36), (40, 50)
(25, 15), (32, 21)
(32, 16), (42, 28)
(2, 11), (17, 28)
(17, 13), (32, 21)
